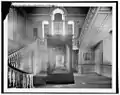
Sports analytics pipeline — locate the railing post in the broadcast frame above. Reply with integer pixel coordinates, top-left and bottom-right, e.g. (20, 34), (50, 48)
(22, 74), (25, 88)
(29, 74), (33, 88)
(8, 68), (11, 88)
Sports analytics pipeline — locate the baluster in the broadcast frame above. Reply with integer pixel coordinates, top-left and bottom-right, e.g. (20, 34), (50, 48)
(17, 53), (21, 68)
(31, 74), (33, 88)
(30, 74), (33, 88)
(12, 70), (15, 87)
(10, 69), (12, 87)
(15, 71), (17, 88)
(21, 73), (23, 88)
(29, 75), (31, 88)
(25, 74), (27, 88)
(28, 75), (30, 88)
(29, 75), (30, 88)
(16, 53), (18, 68)
(13, 53), (15, 67)
(9, 56), (11, 65)
(20, 73), (22, 88)
(22, 74), (24, 88)
(11, 55), (13, 67)
(24, 74), (26, 88)
(14, 53), (16, 68)
(12, 54), (13, 67)
(13, 53), (15, 68)
(11, 69), (13, 87)
(12, 55), (14, 66)
(29, 74), (31, 88)
(19, 73), (21, 88)
(8, 68), (11, 88)
(10, 56), (12, 66)
(9, 57), (12, 66)
(26, 75), (27, 88)
(17, 72), (20, 88)
(10, 55), (12, 66)
(9, 68), (11, 87)
(27, 74), (30, 88)
(18, 72), (20, 88)
(17, 71), (20, 88)
(26, 74), (27, 88)
(23, 74), (25, 88)
(16, 53), (19, 68)
(15, 53), (17, 68)
(26, 75), (28, 88)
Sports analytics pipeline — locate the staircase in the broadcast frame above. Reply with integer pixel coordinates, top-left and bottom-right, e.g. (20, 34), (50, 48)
(8, 38), (75, 88)
(8, 46), (33, 88)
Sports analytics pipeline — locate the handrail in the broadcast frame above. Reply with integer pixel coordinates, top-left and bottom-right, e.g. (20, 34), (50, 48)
(8, 64), (31, 74)
(8, 38), (37, 56)
(8, 67), (33, 88)
(8, 63), (33, 88)
(8, 45), (25, 56)
(8, 41), (36, 88)
(8, 38), (45, 88)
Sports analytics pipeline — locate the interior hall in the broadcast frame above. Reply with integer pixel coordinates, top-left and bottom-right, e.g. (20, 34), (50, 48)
(4, 3), (112, 88)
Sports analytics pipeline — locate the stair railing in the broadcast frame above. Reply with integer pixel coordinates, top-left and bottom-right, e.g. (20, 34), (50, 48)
(8, 46), (33, 88)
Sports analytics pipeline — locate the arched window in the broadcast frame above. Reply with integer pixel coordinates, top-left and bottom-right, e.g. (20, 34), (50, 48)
(52, 8), (64, 20)
(51, 8), (65, 35)
(54, 13), (62, 21)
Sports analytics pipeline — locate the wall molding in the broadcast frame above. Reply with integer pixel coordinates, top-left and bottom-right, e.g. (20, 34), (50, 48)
(29, 13), (86, 17)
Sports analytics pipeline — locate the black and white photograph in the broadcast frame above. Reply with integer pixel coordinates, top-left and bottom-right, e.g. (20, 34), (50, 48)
(1, 1), (118, 94)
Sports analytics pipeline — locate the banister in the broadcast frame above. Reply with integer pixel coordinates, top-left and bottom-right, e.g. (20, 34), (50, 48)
(8, 41), (35, 88)
(8, 45), (25, 56)
(8, 64), (32, 74)
(8, 63), (33, 88)
(8, 38), (42, 56)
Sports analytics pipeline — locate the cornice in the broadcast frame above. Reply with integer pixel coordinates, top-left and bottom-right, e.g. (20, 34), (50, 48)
(29, 13), (86, 17)
(78, 7), (100, 48)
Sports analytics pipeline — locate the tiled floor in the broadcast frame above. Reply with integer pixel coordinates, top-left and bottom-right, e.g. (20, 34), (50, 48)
(39, 73), (112, 88)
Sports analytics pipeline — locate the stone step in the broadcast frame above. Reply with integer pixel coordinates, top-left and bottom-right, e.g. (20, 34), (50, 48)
(46, 73), (74, 84)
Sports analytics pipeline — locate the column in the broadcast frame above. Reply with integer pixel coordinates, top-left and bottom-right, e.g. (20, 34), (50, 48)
(95, 42), (103, 74)
(69, 46), (72, 73)
(66, 45), (69, 71)
(78, 49), (83, 74)
(66, 45), (72, 73)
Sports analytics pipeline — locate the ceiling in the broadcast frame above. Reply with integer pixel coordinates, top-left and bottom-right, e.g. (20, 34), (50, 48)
(20, 7), (89, 15)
